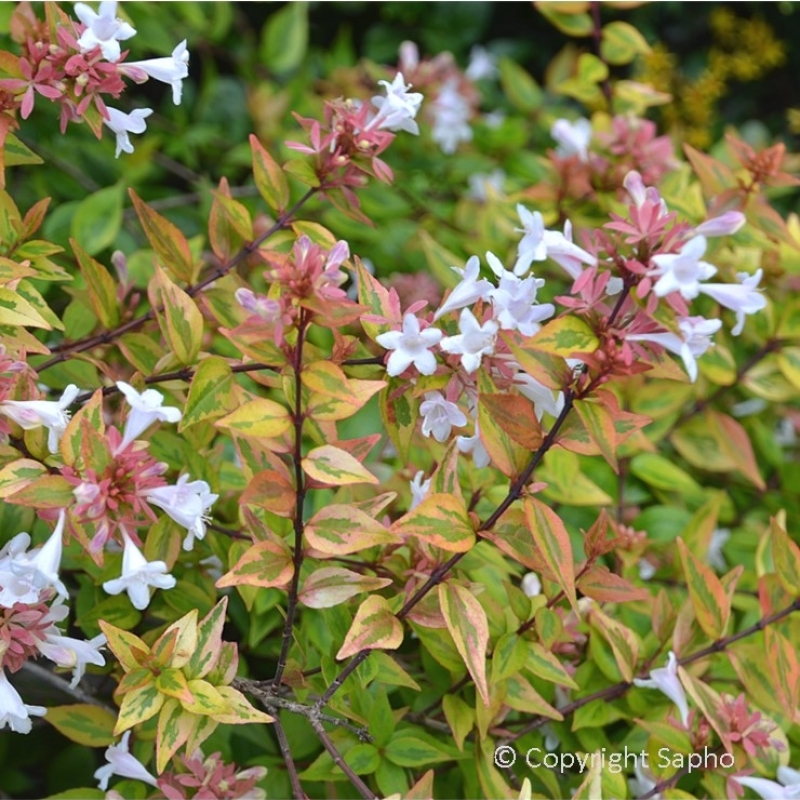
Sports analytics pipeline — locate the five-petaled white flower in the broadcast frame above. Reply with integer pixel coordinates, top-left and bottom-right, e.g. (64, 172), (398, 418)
(633, 650), (691, 727)
(409, 470), (431, 510)
(486, 252), (555, 337)
(698, 268), (767, 335)
(440, 308), (498, 373)
(627, 316), (722, 383)
(94, 730), (159, 791)
(433, 256), (493, 321)
(0, 384), (79, 454)
(649, 235), (717, 300)
(369, 72), (423, 135)
(419, 391), (467, 443)
(736, 767), (800, 800)
(102, 529), (176, 610)
(551, 117), (592, 162)
(376, 313), (442, 377)
(119, 40), (189, 105)
(431, 78), (472, 154)
(103, 107), (153, 158)
(36, 626), (107, 689)
(115, 381), (182, 452)
(465, 45), (498, 81)
(0, 669), (46, 734)
(143, 474), (218, 551)
(74, 0), (136, 62)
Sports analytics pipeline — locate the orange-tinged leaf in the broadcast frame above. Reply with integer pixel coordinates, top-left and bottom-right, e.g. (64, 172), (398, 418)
(305, 504), (396, 555)
(523, 497), (577, 612)
(149, 264), (204, 366)
(766, 627), (800, 712)
(98, 621), (150, 672)
(216, 397), (292, 439)
(336, 595), (403, 660)
(45, 704), (116, 747)
(505, 330), (572, 390)
(302, 444), (379, 486)
(216, 539), (294, 589)
(677, 538), (729, 638)
(71, 238), (119, 328)
(130, 189), (195, 282)
(299, 567), (392, 609)
(115, 682), (165, 734)
(770, 516), (800, 594)
(683, 143), (738, 199)
(587, 605), (639, 682)
(677, 668), (731, 752)
(0, 458), (47, 498)
(240, 469), (295, 517)
(185, 597), (228, 681)
(577, 564), (650, 603)
(709, 412), (765, 490)
(210, 685), (274, 725)
(250, 134), (290, 212)
(155, 668), (194, 704)
(5, 474), (75, 508)
(149, 628), (179, 669)
(392, 493), (476, 553)
(479, 393), (544, 450)
(574, 397), (618, 471)
(439, 583), (490, 706)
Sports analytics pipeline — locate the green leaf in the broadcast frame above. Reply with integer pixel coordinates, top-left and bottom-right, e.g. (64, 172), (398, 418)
(498, 57), (543, 112)
(676, 537), (729, 638)
(71, 184), (123, 256)
(600, 20), (651, 65)
(385, 730), (464, 767)
(442, 695), (474, 752)
(71, 238), (119, 328)
(216, 397), (292, 439)
(149, 264), (204, 366)
(529, 316), (599, 357)
(46, 704), (116, 746)
(260, 2), (308, 75)
(180, 357), (238, 430)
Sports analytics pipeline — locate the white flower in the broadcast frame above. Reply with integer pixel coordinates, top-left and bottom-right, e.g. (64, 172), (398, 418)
(521, 572), (541, 598)
(74, 0), (136, 62)
(119, 40), (189, 105)
(514, 205), (596, 277)
(94, 731), (159, 791)
(633, 651), (690, 727)
(627, 316), (723, 383)
(638, 559), (656, 581)
(433, 256), (493, 321)
(419, 391), (467, 443)
(102, 529), (176, 610)
(736, 771), (800, 800)
(409, 470), (431, 510)
(440, 308), (498, 373)
(706, 528), (730, 572)
(235, 288), (281, 321)
(465, 45), (498, 81)
(37, 630), (107, 689)
(512, 371), (564, 421)
(103, 107), (153, 158)
(698, 268), (767, 336)
(115, 381), (182, 452)
(466, 169), (506, 203)
(551, 117), (592, 162)
(650, 236), (717, 300)
(456, 420), (490, 468)
(487, 252), (555, 337)
(0, 670), (46, 734)
(629, 760), (662, 800)
(376, 313), (442, 377)
(623, 171), (668, 217)
(143, 475), (218, 551)
(695, 211), (746, 237)
(431, 78), (472, 154)
(0, 384), (79, 454)
(369, 72), (423, 135)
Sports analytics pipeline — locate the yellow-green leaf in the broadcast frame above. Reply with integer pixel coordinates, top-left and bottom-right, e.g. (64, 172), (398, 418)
(211, 685), (274, 725)
(0, 286), (52, 328)
(156, 668), (194, 704)
(180, 357), (238, 430)
(216, 397), (292, 439)
(149, 264), (204, 366)
(676, 538), (729, 638)
(302, 444), (379, 486)
(0, 458), (47, 498)
(181, 680), (231, 717)
(215, 539), (294, 589)
(528, 316), (599, 357)
(336, 595), (403, 660)
(600, 20), (651, 65)
(392, 493), (475, 553)
(46, 704), (116, 747)
(115, 682), (164, 734)
(184, 597), (229, 681)
(770, 516), (800, 594)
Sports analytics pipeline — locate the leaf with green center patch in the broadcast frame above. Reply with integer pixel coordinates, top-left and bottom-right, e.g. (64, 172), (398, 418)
(46, 704), (116, 747)
(181, 680), (231, 717)
(156, 698), (194, 773)
(392, 493), (475, 553)
(98, 622), (150, 672)
(299, 567), (392, 609)
(305, 505), (397, 556)
(210, 686), (274, 725)
(336, 595), (403, 660)
(155, 668), (194, 704)
(302, 444), (379, 486)
(184, 597), (228, 681)
(114, 682), (164, 734)
(216, 539), (294, 589)
(180, 357), (238, 431)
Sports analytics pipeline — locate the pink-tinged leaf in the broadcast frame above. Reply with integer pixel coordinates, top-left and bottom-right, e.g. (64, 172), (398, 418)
(503, 674), (563, 719)
(710, 412), (765, 490)
(45, 704), (116, 747)
(677, 668), (731, 752)
(392, 493), (476, 553)
(71, 238), (119, 328)
(184, 597), (228, 681)
(216, 540), (294, 589)
(117, 668), (154, 696)
(766, 627), (800, 713)
(527, 316), (599, 357)
(676, 538), (729, 639)
(683, 143), (738, 199)
(129, 189), (196, 282)
(210, 686), (274, 725)
(577, 565), (650, 603)
(438, 583), (490, 707)
(0, 458), (47, 498)
(114, 681), (165, 735)
(771, 516), (800, 594)
(240, 469), (296, 517)
(586, 605), (639, 683)
(216, 397), (292, 439)
(305, 504), (397, 556)
(156, 698), (194, 773)
(149, 628), (179, 670)
(336, 595), (403, 660)
(574, 397), (618, 472)
(98, 621), (150, 672)
(148, 264), (204, 366)
(505, 330), (586, 390)
(356, 255), (401, 341)
(482, 508), (547, 572)
(6, 475), (76, 508)
(155, 668), (194, 705)
(479, 392), (544, 450)
(523, 497), (577, 612)
(405, 770), (436, 800)
(250, 134), (290, 212)
(302, 444), (379, 486)
(299, 567), (392, 609)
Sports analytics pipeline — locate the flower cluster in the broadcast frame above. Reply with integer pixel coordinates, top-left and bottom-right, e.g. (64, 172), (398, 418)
(0, 1), (189, 161)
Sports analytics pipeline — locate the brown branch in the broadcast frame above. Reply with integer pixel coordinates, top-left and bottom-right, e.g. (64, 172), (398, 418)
(309, 717), (377, 800)
(272, 717), (308, 800)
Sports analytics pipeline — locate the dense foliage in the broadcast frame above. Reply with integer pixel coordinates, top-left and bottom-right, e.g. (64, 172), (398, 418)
(0, 3), (799, 799)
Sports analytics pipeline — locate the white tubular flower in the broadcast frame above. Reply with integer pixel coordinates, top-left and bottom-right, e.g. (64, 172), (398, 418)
(103, 107), (153, 158)
(698, 268), (767, 335)
(736, 774), (800, 800)
(466, 169), (506, 203)
(74, 0), (136, 62)
(521, 572), (542, 598)
(551, 117), (592, 162)
(622, 170), (667, 215)
(633, 651), (691, 727)
(115, 381), (182, 452)
(695, 211), (746, 237)
(376, 313), (442, 377)
(650, 235), (717, 300)
(94, 731), (159, 791)
(515, 205), (596, 277)
(119, 40), (189, 105)
(456, 420), (490, 468)
(369, 72), (423, 135)
(629, 760), (662, 800)
(487, 253), (555, 337)
(433, 256), (493, 321)
(627, 316), (723, 383)
(419, 391), (467, 443)
(513, 371), (564, 421)
(0, 384), (79, 454)
(465, 45), (498, 81)
(638, 559), (656, 581)
(440, 309), (498, 373)
(143, 475), (218, 551)
(102, 529), (176, 609)
(431, 78), (472, 154)
(37, 632), (106, 689)
(0, 669), (46, 734)
(409, 470), (431, 510)
(706, 528), (730, 572)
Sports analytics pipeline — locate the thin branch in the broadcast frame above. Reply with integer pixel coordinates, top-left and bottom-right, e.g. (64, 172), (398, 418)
(272, 716), (308, 800)
(21, 661), (114, 711)
(309, 717), (377, 800)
